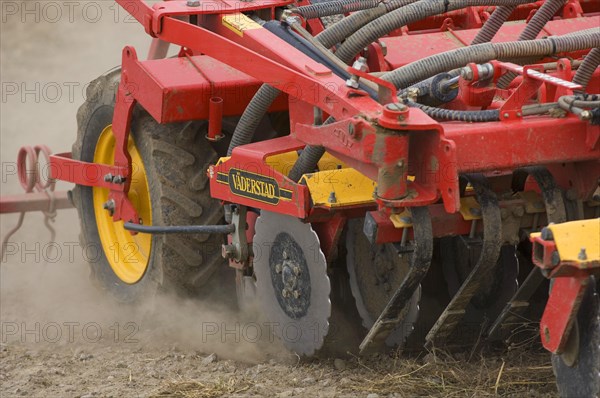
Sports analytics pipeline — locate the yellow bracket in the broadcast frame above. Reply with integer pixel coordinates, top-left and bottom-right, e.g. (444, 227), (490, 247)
(390, 210), (413, 228)
(300, 168), (376, 208)
(459, 196), (482, 221)
(531, 218), (600, 267)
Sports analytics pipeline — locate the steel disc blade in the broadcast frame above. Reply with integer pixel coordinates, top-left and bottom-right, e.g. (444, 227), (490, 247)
(346, 218), (420, 347)
(253, 211), (331, 356)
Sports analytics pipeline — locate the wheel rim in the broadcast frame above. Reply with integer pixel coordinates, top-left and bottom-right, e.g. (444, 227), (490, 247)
(92, 125), (152, 284)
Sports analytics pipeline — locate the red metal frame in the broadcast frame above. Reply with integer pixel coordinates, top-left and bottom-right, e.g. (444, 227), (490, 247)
(30, 0), (599, 359)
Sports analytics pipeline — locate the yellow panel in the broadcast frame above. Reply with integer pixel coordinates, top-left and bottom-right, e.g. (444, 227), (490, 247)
(390, 210), (413, 228)
(222, 14), (262, 37)
(300, 168), (376, 208)
(459, 196), (481, 221)
(517, 191), (546, 214)
(317, 152), (347, 171)
(548, 218), (600, 264)
(266, 151), (299, 176)
(216, 156), (231, 166)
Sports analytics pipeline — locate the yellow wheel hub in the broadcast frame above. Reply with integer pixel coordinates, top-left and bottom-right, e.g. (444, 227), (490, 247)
(93, 125), (152, 284)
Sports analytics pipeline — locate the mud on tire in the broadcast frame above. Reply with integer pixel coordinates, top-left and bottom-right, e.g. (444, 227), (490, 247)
(71, 67), (227, 302)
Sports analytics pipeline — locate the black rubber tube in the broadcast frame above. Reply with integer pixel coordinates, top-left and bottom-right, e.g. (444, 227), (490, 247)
(288, 146), (327, 182)
(497, 0), (567, 87)
(315, 0), (419, 49)
(573, 47), (600, 91)
(124, 222), (235, 235)
(287, 117), (335, 182)
(471, 5), (516, 45)
(407, 100), (500, 121)
(334, 0), (536, 64)
(227, 84), (280, 155)
(383, 32), (600, 89)
(292, 0), (381, 19)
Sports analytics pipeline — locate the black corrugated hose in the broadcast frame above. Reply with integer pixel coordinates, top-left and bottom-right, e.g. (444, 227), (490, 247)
(287, 117), (335, 182)
(334, 0), (536, 64)
(573, 47), (600, 91)
(470, 5), (516, 45)
(315, 0), (419, 49)
(291, 0), (381, 19)
(383, 32), (600, 89)
(406, 100), (500, 121)
(496, 0), (568, 87)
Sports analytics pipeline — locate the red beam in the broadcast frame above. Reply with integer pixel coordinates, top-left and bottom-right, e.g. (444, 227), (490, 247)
(0, 191), (72, 214)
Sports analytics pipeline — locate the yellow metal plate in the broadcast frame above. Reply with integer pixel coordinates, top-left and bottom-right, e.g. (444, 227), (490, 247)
(266, 151), (299, 176)
(301, 168), (376, 208)
(222, 14), (262, 37)
(390, 209), (413, 228)
(547, 218), (600, 265)
(459, 196), (481, 221)
(317, 152), (346, 171)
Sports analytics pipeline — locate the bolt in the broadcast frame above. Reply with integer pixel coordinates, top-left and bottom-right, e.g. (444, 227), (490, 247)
(292, 290), (301, 299)
(540, 227), (554, 241)
(551, 251), (561, 267)
(221, 244), (236, 259)
(102, 199), (115, 215)
(346, 57), (368, 89)
(275, 263), (283, 273)
(293, 266), (301, 276)
(112, 175), (126, 184)
(282, 289), (290, 298)
(578, 247), (588, 261)
(104, 173), (114, 182)
(460, 67), (474, 81)
(345, 76), (360, 89)
(516, 112), (522, 117)
(580, 110), (592, 120)
(379, 41), (388, 56)
(500, 208), (509, 220)
(512, 206), (525, 218)
(139, 218), (143, 225)
(503, 113), (510, 119)
(385, 102), (407, 112)
(328, 191), (337, 204)
(186, 0), (200, 6)
(397, 159), (405, 169)
(348, 124), (355, 136)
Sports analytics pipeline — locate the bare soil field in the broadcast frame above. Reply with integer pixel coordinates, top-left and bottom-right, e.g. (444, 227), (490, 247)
(1, 3), (557, 397)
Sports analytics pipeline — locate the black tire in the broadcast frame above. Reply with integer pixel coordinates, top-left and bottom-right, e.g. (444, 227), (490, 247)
(71, 67), (227, 302)
(552, 276), (600, 398)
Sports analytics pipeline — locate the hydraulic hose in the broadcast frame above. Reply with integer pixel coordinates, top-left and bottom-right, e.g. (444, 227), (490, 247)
(228, 1), (417, 157)
(383, 32), (600, 89)
(288, 117), (335, 182)
(407, 100), (500, 121)
(497, 0), (567, 87)
(315, 0), (419, 49)
(334, 0), (536, 65)
(291, 0), (381, 19)
(573, 47), (600, 91)
(470, 5), (516, 45)
(227, 84), (280, 155)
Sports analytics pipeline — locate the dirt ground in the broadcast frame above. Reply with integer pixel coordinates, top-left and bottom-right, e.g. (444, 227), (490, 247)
(1, 3), (558, 397)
